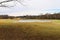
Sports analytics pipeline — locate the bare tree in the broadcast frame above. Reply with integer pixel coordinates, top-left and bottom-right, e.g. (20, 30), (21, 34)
(0, 0), (24, 7)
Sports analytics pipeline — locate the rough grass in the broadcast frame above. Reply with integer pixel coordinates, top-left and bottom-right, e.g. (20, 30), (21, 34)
(0, 19), (60, 40)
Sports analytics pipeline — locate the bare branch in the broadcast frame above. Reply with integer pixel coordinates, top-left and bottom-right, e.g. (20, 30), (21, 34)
(0, 0), (25, 7)
(17, 0), (25, 6)
(0, 0), (15, 4)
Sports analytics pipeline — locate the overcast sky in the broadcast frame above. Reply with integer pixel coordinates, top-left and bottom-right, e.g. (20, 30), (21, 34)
(0, 0), (60, 16)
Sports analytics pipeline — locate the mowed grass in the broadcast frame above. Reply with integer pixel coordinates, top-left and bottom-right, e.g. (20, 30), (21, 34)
(0, 19), (60, 40)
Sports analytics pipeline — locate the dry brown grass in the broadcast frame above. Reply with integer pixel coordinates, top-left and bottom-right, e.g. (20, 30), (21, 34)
(0, 19), (60, 40)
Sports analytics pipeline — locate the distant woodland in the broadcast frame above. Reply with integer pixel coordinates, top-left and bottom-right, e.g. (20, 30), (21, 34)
(0, 13), (60, 19)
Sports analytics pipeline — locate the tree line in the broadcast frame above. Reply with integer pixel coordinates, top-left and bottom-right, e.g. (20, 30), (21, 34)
(0, 13), (60, 19)
(17, 13), (60, 19)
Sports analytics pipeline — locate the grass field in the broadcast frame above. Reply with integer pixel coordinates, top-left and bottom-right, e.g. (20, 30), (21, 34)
(0, 19), (60, 40)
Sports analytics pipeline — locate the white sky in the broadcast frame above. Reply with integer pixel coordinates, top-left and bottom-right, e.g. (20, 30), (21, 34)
(0, 0), (60, 16)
